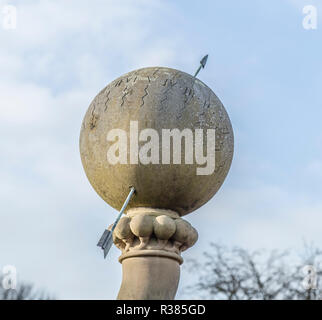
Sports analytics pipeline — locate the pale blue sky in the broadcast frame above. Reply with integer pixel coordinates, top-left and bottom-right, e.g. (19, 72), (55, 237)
(0, 0), (321, 299)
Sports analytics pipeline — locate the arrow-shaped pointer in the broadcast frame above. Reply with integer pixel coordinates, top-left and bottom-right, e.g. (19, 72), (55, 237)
(194, 54), (208, 78)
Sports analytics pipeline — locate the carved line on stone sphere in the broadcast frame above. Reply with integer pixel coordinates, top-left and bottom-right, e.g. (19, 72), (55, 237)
(140, 84), (149, 107)
(104, 89), (110, 112)
(90, 101), (99, 130)
(115, 79), (123, 87)
(183, 87), (194, 105)
(176, 87), (194, 121)
(202, 99), (211, 109)
(121, 86), (129, 107)
(161, 78), (178, 109)
(152, 68), (159, 76)
(162, 79), (168, 86)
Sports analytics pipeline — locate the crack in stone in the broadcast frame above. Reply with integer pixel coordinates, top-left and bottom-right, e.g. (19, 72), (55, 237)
(161, 78), (178, 109)
(90, 102), (98, 129)
(121, 86), (129, 106)
(115, 79), (123, 87)
(183, 87), (194, 104)
(140, 84), (149, 107)
(104, 89), (110, 111)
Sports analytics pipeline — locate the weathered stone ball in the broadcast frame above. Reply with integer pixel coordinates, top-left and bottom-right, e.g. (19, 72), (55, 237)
(80, 67), (233, 216)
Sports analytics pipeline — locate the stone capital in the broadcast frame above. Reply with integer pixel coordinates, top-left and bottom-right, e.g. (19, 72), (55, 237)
(112, 207), (198, 299)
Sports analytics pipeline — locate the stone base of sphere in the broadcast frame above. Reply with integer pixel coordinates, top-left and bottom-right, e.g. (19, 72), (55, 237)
(113, 207), (198, 300)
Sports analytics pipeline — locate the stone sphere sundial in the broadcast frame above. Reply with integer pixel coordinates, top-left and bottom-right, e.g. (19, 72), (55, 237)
(79, 66), (234, 299)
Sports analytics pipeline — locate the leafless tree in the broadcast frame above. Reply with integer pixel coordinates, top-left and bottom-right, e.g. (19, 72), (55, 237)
(184, 243), (322, 300)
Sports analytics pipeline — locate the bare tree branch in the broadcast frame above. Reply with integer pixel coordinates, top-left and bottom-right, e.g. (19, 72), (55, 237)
(183, 243), (322, 300)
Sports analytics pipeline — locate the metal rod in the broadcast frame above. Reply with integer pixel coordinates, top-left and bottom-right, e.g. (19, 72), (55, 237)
(194, 65), (202, 78)
(111, 186), (136, 233)
(97, 186), (136, 258)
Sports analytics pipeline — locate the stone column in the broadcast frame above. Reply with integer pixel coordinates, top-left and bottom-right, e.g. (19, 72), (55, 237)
(112, 208), (198, 300)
